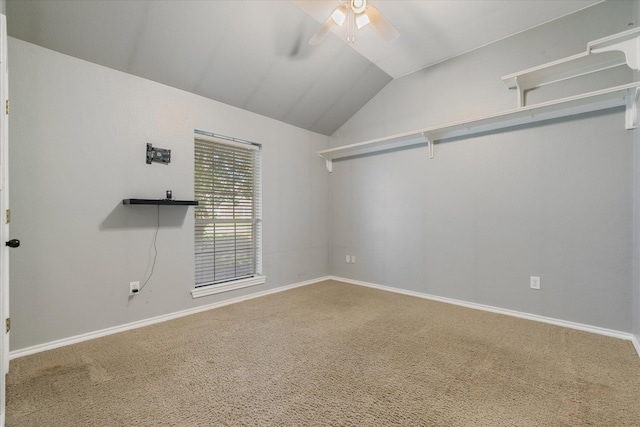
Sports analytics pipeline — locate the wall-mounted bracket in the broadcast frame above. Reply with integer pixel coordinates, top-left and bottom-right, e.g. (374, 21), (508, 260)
(589, 28), (640, 70)
(146, 143), (171, 165)
(422, 132), (435, 159)
(325, 158), (333, 173)
(514, 76), (524, 108)
(625, 87), (639, 130)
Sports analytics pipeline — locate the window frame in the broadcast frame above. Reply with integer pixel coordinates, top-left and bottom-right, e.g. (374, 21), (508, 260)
(191, 131), (265, 298)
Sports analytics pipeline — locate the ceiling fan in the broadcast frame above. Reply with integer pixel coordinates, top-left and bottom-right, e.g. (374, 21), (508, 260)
(309, 0), (399, 45)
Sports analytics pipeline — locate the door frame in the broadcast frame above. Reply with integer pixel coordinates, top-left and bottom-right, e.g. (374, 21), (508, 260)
(0, 12), (9, 427)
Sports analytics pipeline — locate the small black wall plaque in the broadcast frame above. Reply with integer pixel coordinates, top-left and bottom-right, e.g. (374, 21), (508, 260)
(146, 143), (171, 165)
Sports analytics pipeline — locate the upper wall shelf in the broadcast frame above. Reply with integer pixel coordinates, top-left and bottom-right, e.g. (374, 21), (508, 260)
(318, 29), (640, 172)
(502, 28), (640, 106)
(123, 199), (199, 206)
(318, 82), (640, 172)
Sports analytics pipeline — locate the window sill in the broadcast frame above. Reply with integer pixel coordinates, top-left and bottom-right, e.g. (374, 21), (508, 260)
(191, 276), (266, 299)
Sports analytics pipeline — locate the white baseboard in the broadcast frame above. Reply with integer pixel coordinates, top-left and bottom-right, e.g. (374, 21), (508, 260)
(11, 275), (639, 361)
(632, 335), (640, 358)
(329, 276), (637, 345)
(9, 276), (331, 360)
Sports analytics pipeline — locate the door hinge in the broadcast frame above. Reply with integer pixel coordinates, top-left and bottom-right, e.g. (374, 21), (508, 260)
(5, 318), (10, 333)
(5, 99), (8, 115)
(5, 209), (10, 224)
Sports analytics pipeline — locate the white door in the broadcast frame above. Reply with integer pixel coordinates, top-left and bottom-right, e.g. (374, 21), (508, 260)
(0, 12), (10, 427)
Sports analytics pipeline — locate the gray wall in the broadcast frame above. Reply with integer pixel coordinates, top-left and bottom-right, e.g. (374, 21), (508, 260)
(8, 38), (330, 351)
(329, 1), (636, 332)
(7, 1), (640, 351)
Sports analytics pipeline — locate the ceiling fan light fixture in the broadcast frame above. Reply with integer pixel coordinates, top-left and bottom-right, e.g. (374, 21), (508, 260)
(355, 12), (370, 29)
(308, 0), (397, 46)
(351, 0), (367, 14)
(331, 5), (348, 26)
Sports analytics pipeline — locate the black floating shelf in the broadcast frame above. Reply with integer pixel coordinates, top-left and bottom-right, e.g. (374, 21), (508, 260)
(123, 199), (199, 206)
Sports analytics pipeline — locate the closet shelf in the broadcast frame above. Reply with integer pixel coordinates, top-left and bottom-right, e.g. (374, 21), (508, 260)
(318, 82), (640, 172)
(502, 28), (640, 106)
(319, 29), (640, 172)
(123, 199), (199, 206)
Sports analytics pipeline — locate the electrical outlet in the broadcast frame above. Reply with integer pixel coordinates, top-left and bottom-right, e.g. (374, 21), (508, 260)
(351, 255), (356, 264)
(130, 281), (140, 296)
(530, 276), (541, 290)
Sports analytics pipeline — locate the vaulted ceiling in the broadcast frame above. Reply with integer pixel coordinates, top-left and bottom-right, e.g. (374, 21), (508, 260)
(6, 0), (600, 136)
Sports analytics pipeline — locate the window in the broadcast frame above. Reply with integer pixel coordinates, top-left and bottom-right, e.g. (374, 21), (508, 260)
(193, 133), (263, 298)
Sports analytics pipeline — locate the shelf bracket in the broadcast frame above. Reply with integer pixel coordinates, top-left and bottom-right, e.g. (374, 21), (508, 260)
(590, 35), (640, 71)
(423, 132), (435, 159)
(625, 87), (639, 130)
(514, 76), (525, 107)
(325, 158), (333, 173)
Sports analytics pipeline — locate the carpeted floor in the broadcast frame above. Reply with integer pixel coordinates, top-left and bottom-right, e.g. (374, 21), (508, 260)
(6, 280), (640, 426)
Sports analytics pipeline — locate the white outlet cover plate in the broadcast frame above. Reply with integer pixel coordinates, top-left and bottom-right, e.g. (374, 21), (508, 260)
(130, 281), (140, 295)
(530, 276), (541, 289)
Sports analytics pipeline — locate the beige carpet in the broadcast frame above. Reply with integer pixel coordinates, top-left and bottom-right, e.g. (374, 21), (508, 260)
(6, 280), (640, 426)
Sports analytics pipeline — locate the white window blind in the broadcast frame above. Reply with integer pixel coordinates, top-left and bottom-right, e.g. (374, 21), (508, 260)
(194, 135), (262, 287)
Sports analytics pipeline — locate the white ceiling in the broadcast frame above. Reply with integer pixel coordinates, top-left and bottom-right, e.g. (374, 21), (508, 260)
(6, 0), (601, 136)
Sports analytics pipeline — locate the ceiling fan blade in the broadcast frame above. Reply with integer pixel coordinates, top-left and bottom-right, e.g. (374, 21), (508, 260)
(367, 5), (399, 41)
(309, 14), (336, 45)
